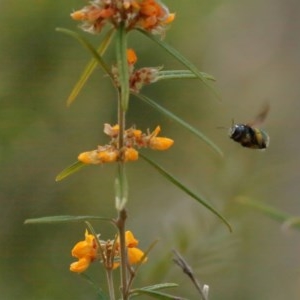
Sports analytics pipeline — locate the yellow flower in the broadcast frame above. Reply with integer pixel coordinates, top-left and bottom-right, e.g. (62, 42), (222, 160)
(70, 230), (98, 273)
(126, 231), (147, 264)
(78, 148), (119, 164)
(114, 230), (147, 268)
(146, 126), (174, 150)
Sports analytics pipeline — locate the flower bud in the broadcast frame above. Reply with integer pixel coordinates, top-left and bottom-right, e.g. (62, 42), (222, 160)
(124, 148), (139, 161)
(149, 137), (174, 150)
(78, 150), (100, 164)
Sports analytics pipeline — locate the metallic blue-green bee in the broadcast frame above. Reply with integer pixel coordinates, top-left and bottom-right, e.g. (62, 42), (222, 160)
(229, 104), (270, 149)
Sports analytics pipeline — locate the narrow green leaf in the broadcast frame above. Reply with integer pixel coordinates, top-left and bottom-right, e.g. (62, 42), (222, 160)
(138, 29), (220, 99)
(130, 288), (186, 300)
(156, 70), (216, 82)
(116, 24), (130, 111)
(236, 196), (290, 222)
(237, 196), (300, 230)
(67, 58), (98, 106)
(137, 283), (178, 291)
(67, 28), (116, 106)
(140, 153), (232, 232)
(282, 217), (300, 230)
(24, 215), (112, 224)
(133, 93), (223, 157)
(55, 161), (86, 182)
(80, 273), (109, 300)
(56, 28), (113, 79)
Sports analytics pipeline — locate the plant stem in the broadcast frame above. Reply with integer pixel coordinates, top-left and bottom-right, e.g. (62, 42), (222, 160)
(118, 98), (126, 152)
(115, 21), (130, 300)
(117, 208), (128, 300)
(106, 269), (116, 300)
(116, 107), (128, 298)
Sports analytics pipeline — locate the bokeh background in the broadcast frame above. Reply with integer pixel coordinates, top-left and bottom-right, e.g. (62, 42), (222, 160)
(1, 0), (300, 299)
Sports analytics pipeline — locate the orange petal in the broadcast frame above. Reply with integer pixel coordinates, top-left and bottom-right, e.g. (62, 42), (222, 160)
(149, 137), (174, 150)
(164, 13), (175, 24)
(70, 10), (86, 21)
(71, 230), (97, 259)
(124, 148), (139, 161)
(70, 257), (91, 273)
(78, 150), (99, 164)
(125, 231), (139, 247)
(128, 247), (147, 265)
(132, 129), (142, 139)
(151, 126), (161, 137)
(97, 150), (118, 163)
(98, 7), (115, 19)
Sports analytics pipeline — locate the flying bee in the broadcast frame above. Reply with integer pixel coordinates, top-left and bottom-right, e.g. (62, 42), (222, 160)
(229, 104), (270, 149)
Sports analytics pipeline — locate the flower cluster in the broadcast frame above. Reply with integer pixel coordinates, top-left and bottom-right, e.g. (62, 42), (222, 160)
(70, 230), (146, 273)
(78, 123), (174, 164)
(70, 0), (175, 36)
(112, 48), (161, 93)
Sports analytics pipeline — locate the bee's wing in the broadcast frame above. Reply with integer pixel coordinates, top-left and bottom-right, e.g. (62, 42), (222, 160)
(247, 103), (270, 127)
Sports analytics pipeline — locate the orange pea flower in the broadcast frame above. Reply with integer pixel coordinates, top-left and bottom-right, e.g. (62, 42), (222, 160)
(70, 230), (98, 273)
(71, 0), (175, 36)
(114, 231), (147, 268)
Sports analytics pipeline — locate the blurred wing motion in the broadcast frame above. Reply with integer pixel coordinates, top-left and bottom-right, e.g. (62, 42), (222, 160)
(247, 103), (270, 127)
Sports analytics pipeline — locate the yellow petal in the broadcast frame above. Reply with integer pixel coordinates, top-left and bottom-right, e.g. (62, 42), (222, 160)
(125, 231), (139, 247)
(149, 137), (174, 150)
(124, 148), (139, 161)
(164, 13), (175, 24)
(97, 150), (118, 163)
(71, 231), (97, 259)
(70, 10), (87, 21)
(70, 257), (91, 273)
(128, 247), (147, 265)
(78, 150), (100, 164)
(150, 126), (161, 138)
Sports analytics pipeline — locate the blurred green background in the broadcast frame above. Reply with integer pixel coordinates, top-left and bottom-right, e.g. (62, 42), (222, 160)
(2, 0), (300, 299)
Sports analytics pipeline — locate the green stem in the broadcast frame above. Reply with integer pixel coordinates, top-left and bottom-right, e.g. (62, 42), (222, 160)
(106, 269), (116, 300)
(115, 21), (130, 300)
(118, 95), (126, 152)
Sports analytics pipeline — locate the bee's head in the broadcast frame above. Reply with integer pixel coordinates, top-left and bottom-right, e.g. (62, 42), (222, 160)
(229, 124), (246, 139)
